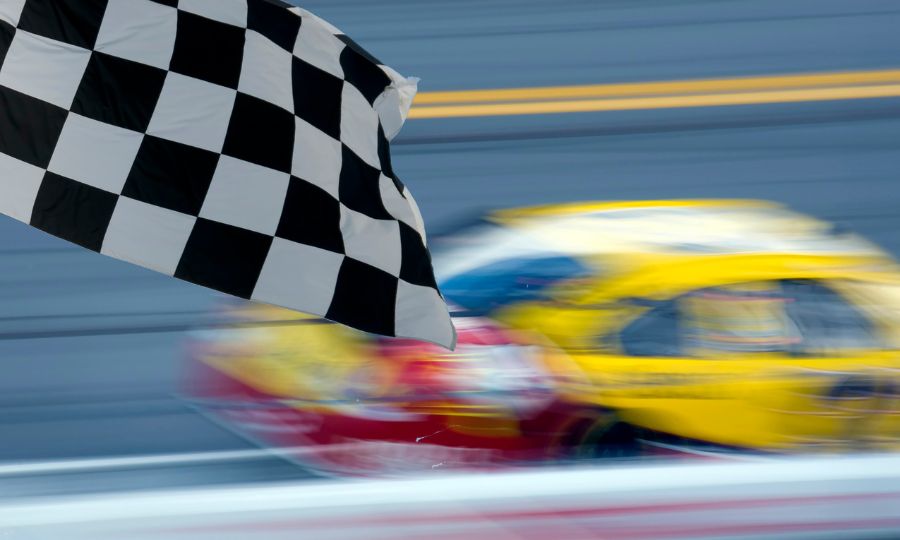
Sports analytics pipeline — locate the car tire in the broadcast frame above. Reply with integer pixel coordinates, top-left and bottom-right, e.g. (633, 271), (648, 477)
(576, 417), (642, 460)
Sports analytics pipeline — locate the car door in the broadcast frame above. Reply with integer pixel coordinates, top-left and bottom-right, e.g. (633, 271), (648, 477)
(571, 279), (898, 451)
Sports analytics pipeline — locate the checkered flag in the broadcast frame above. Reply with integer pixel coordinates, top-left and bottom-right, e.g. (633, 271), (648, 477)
(0, 0), (455, 348)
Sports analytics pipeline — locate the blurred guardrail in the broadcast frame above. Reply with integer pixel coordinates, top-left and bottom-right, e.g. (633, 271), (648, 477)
(1, 453), (899, 539)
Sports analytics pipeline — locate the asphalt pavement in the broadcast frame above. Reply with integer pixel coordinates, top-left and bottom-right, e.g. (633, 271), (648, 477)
(0, 0), (898, 495)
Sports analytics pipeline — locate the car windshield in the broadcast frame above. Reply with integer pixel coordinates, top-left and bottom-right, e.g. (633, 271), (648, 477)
(440, 255), (591, 315)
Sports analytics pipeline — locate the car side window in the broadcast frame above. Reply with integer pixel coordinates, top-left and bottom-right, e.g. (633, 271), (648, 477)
(615, 280), (880, 358)
(780, 279), (881, 355)
(679, 281), (802, 356)
(619, 301), (683, 357)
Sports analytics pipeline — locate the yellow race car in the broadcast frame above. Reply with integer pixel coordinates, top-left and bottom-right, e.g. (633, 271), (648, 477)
(184, 200), (900, 472)
(478, 200), (900, 454)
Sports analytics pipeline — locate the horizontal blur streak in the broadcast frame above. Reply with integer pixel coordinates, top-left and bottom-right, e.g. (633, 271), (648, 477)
(0, 446), (335, 477)
(414, 70), (900, 104)
(410, 69), (900, 118)
(2, 455), (900, 539)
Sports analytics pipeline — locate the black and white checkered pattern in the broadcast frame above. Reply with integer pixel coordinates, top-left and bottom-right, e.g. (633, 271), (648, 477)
(0, 0), (455, 348)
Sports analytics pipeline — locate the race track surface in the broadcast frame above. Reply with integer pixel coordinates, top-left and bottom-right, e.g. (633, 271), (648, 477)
(0, 0), (898, 496)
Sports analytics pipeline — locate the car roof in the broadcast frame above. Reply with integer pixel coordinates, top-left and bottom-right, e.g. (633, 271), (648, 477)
(433, 199), (888, 282)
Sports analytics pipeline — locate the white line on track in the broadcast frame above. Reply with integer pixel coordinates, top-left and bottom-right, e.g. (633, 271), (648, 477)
(0, 445), (360, 477)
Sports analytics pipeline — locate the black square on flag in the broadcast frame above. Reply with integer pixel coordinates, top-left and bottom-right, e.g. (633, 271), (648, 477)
(18, 0), (108, 49)
(0, 85), (67, 168)
(72, 51), (167, 133)
(170, 10), (245, 89)
(223, 92), (295, 174)
(248, 0), (301, 52)
(122, 135), (220, 216)
(30, 171), (118, 251)
(327, 256), (398, 336)
(339, 42), (391, 105)
(292, 56), (343, 140)
(338, 144), (391, 220)
(175, 218), (273, 299)
(276, 176), (344, 254)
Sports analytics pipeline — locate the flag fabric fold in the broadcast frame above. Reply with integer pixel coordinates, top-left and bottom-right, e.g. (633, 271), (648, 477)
(0, 0), (455, 349)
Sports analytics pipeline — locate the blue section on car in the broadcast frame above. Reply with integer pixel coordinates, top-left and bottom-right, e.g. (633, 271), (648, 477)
(441, 256), (591, 314)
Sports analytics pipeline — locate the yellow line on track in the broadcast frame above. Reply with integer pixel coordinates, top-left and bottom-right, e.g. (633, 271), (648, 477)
(410, 69), (900, 119)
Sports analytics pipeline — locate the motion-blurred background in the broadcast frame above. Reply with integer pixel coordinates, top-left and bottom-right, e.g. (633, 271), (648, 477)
(1, 1), (900, 537)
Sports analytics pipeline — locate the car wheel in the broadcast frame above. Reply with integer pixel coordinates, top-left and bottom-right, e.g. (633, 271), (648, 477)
(576, 417), (643, 460)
